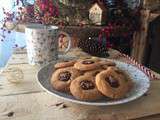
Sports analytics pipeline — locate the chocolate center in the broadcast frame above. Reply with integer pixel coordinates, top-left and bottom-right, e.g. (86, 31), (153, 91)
(82, 60), (94, 64)
(105, 76), (120, 88)
(59, 71), (71, 81)
(63, 60), (69, 62)
(80, 80), (95, 90)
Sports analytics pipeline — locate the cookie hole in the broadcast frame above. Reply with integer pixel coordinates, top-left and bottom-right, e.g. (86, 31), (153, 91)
(114, 70), (129, 82)
(105, 76), (120, 88)
(82, 60), (95, 64)
(59, 71), (71, 81)
(80, 80), (95, 90)
(108, 64), (116, 66)
(63, 60), (69, 62)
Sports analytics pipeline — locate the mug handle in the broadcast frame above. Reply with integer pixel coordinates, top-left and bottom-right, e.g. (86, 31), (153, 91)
(58, 31), (72, 53)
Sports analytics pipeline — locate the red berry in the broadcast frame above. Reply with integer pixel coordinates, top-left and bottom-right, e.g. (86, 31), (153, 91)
(49, 3), (53, 7)
(41, 4), (46, 11)
(49, 7), (53, 13)
(45, 0), (49, 5)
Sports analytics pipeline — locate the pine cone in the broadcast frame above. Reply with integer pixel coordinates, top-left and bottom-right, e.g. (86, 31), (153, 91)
(78, 37), (109, 57)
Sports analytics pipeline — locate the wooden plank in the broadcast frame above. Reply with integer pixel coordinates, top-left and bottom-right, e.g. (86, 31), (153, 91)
(131, 9), (160, 63)
(13, 48), (27, 54)
(0, 64), (43, 96)
(6, 53), (28, 65)
(136, 114), (160, 120)
(0, 49), (27, 74)
(132, 10), (151, 63)
(0, 81), (160, 120)
(1, 48), (160, 120)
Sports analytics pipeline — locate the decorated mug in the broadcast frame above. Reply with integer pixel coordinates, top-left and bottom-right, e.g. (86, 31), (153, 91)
(25, 24), (71, 65)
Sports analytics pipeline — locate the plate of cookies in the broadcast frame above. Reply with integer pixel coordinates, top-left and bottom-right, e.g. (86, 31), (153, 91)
(37, 57), (150, 106)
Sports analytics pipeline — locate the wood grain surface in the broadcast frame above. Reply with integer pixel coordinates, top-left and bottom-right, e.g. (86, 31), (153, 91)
(0, 48), (160, 120)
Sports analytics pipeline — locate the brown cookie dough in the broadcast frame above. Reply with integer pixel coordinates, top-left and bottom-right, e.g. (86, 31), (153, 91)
(99, 60), (116, 69)
(109, 67), (133, 92)
(70, 75), (102, 101)
(108, 66), (133, 90)
(96, 67), (131, 99)
(84, 68), (104, 77)
(54, 60), (76, 69)
(74, 59), (100, 71)
(50, 67), (81, 92)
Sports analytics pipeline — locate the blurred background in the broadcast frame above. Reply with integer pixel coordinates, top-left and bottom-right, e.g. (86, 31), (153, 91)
(0, 0), (34, 68)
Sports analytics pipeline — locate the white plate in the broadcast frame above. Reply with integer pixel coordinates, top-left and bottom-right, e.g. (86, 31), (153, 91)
(37, 58), (150, 106)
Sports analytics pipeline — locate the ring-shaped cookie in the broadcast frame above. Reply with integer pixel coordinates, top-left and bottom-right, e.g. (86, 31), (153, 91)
(74, 59), (100, 71)
(96, 68), (130, 99)
(108, 67), (133, 92)
(107, 67), (133, 83)
(70, 75), (102, 101)
(54, 60), (76, 69)
(51, 67), (80, 92)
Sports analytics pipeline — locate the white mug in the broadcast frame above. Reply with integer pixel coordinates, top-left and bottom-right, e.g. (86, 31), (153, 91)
(25, 24), (71, 65)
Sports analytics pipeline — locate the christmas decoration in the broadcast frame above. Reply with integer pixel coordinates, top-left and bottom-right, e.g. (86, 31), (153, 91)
(0, 0), (141, 56)
(0, 0), (35, 46)
(95, 0), (141, 55)
(98, 15), (140, 54)
(34, 0), (59, 24)
(78, 37), (109, 57)
(89, 0), (107, 25)
(119, 53), (159, 80)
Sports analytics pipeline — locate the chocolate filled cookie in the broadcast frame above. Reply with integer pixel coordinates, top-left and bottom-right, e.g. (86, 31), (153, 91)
(54, 60), (76, 69)
(70, 75), (102, 101)
(74, 59), (100, 71)
(96, 67), (131, 99)
(108, 66), (133, 91)
(99, 60), (116, 69)
(50, 67), (81, 92)
(108, 67), (133, 92)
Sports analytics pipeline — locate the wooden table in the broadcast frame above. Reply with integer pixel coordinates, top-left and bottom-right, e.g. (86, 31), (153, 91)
(0, 48), (160, 120)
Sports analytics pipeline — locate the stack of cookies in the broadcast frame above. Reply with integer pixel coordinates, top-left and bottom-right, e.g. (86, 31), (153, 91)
(50, 58), (133, 101)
